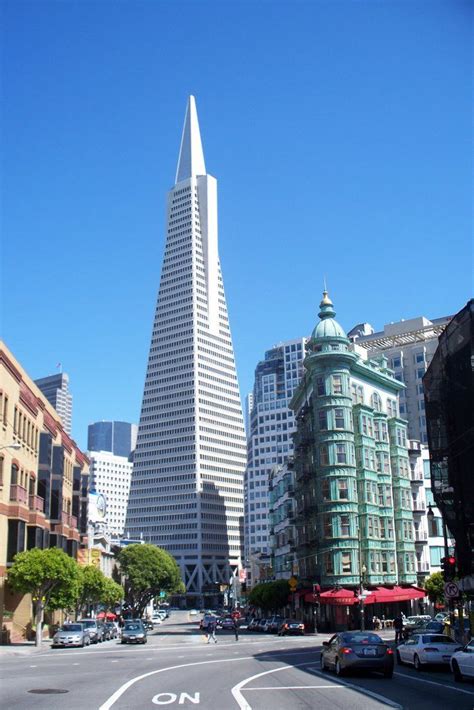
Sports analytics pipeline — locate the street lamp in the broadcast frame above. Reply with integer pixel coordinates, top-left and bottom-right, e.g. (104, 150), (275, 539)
(360, 563), (367, 631)
(0, 442), (21, 451)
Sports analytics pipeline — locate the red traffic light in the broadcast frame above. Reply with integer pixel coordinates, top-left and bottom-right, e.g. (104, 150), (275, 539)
(447, 556), (456, 565)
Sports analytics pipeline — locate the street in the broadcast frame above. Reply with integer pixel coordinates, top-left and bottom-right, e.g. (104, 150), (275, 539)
(0, 611), (470, 709)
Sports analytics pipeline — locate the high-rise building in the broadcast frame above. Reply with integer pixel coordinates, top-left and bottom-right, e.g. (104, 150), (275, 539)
(88, 421), (137, 458)
(244, 338), (306, 583)
(348, 314), (452, 444)
(34, 372), (73, 435)
(125, 97), (247, 600)
(89, 451), (132, 537)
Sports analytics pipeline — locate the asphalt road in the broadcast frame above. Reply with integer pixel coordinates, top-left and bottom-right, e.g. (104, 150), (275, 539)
(0, 611), (471, 710)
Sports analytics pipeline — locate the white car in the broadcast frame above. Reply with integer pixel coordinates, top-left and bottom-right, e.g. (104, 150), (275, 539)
(397, 633), (462, 670)
(189, 609), (199, 616)
(451, 639), (474, 681)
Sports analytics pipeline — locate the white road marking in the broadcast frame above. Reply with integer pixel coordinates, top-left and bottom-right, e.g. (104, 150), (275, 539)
(231, 661), (402, 710)
(29, 665), (37, 668)
(98, 656), (252, 710)
(111, 660), (119, 663)
(394, 671), (474, 696)
(245, 685), (344, 690)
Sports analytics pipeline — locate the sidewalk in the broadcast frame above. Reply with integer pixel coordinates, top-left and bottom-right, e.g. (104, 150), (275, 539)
(0, 639), (52, 656)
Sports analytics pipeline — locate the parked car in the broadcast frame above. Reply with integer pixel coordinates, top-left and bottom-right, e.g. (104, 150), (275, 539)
(278, 619), (305, 636)
(189, 609), (199, 616)
(435, 612), (449, 622)
(121, 620), (147, 644)
(451, 639), (474, 681)
(96, 622), (108, 642)
(267, 616), (285, 633)
(105, 622), (118, 639)
(78, 619), (100, 644)
(422, 620), (445, 634)
(52, 623), (91, 648)
(217, 617), (235, 630)
(397, 633), (462, 670)
(321, 632), (394, 678)
(247, 618), (260, 632)
(404, 615), (432, 629)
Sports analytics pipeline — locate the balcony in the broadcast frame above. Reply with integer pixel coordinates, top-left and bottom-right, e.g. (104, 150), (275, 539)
(70, 515), (78, 529)
(414, 530), (428, 543)
(29, 494), (45, 512)
(410, 470), (424, 483)
(61, 511), (70, 526)
(9, 484), (28, 505)
(417, 561), (429, 573)
(412, 501), (426, 513)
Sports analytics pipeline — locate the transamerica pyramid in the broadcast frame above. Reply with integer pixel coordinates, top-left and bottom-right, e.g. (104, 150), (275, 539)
(125, 97), (247, 602)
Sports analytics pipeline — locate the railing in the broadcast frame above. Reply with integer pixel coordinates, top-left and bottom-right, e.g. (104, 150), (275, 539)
(412, 502), (426, 512)
(70, 515), (78, 529)
(29, 494), (45, 512)
(9, 484), (28, 505)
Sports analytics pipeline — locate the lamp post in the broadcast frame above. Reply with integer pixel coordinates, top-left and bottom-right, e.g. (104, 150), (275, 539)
(360, 563), (367, 631)
(0, 443), (22, 451)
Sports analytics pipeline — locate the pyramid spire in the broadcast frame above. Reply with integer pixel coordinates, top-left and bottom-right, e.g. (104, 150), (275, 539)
(175, 95), (206, 183)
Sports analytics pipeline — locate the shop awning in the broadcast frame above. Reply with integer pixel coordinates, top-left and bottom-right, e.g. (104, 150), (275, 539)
(306, 588), (358, 606)
(362, 586), (426, 605)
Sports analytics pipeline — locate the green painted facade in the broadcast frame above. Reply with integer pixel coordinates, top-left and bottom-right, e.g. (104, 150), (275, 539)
(290, 292), (417, 589)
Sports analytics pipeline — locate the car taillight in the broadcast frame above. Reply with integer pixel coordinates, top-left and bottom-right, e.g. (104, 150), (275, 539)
(341, 647), (352, 654)
(386, 648), (393, 655)
(299, 624), (304, 629)
(425, 647), (439, 652)
(284, 624), (288, 629)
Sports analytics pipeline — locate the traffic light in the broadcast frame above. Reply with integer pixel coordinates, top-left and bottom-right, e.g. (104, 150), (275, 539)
(442, 555), (456, 581)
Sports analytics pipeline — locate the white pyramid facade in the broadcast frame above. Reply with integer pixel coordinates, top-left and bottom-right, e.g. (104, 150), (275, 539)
(126, 97), (247, 596)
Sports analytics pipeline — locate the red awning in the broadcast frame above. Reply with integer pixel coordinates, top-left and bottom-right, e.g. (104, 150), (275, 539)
(362, 586), (426, 605)
(306, 588), (358, 606)
(96, 611), (117, 619)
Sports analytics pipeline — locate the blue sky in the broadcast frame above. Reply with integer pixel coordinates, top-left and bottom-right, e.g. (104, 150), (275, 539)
(2, 0), (472, 451)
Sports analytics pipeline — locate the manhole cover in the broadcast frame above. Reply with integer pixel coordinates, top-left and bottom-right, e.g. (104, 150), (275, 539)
(28, 689), (69, 694)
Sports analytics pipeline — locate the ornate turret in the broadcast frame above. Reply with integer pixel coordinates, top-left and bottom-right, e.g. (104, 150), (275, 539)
(310, 290), (349, 344)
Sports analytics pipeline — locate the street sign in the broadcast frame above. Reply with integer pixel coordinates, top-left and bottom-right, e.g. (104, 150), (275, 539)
(289, 576), (297, 592)
(444, 581), (460, 599)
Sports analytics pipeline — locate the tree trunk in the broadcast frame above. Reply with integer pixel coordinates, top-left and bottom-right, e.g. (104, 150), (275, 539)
(35, 602), (44, 647)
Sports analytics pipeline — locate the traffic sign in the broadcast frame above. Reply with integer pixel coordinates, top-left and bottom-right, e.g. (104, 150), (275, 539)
(444, 581), (460, 599)
(289, 575), (297, 592)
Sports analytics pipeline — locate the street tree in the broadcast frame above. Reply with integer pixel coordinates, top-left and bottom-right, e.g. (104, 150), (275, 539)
(75, 565), (123, 617)
(118, 544), (184, 616)
(8, 548), (80, 647)
(424, 571), (445, 605)
(249, 580), (290, 613)
(101, 577), (124, 611)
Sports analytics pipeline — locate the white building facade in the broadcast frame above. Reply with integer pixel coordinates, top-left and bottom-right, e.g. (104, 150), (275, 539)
(89, 451), (132, 537)
(348, 315), (451, 444)
(125, 97), (247, 599)
(245, 338), (306, 584)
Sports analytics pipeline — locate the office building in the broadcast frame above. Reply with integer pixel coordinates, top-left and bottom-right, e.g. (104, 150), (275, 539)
(125, 97), (247, 601)
(88, 421), (137, 458)
(348, 314), (452, 444)
(0, 342), (88, 641)
(244, 338), (306, 584)
(89, 450), (133, 536)
(290, 292), (421, 630)
(34, 372), (73, 435)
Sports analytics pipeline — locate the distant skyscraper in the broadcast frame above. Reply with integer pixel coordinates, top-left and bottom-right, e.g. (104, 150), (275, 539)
(34, 372), (73, 435)
(348, 314), (451, 443)
(88, 421), (137, 458)
(89, 450), (133, 537)
(125, 97), (247, 598)
(244, 338), (306, 581)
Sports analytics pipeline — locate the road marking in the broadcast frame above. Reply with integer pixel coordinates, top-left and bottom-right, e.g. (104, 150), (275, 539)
(231, 661), (402, 710)
(29, 665), (37, 668)
(394, 671), (474, 696)
(73, 662), (80, 666)
(245, 685), (344, 690)
(98, 656), (253, 710)
(111, 660), (119, 663)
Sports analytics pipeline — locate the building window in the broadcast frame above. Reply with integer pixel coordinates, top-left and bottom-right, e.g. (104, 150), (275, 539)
(332, 375), (343, 394)
(325, 552), (334, 575)
(423, 460), (431, 479)
(337, 479), (349, 499)
(341, 552), (352, 573)
(321, 478), (330, 500)
(316, 377), (325, 396)
(340, 515), (350, 536)
(371, 392), (382, 412)
(324, 515), (332, 537)
(392, 356), (401, 368)
(335, 444), (347, 464)
(318, 410), (328, 431)
(320, 445), (329, 466)
(334, 408), (344, 429)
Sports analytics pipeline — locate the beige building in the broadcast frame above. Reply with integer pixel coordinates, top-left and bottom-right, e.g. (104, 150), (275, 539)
(0, 342), (89, 643)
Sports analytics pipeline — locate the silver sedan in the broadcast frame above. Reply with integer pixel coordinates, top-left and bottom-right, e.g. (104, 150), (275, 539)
(52, 623), (91, 648)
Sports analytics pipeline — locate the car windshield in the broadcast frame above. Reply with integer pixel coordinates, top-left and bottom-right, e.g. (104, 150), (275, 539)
(341, 632), (382, 644)
(61, 624), (82, 632)
(125, 623), (141, 630)
(422, 635), (455, 644)
(81, 620), (96, 628)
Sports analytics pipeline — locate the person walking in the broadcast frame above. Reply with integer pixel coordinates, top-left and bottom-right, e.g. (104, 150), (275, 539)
(394, 613), (404, 644)
(232, 618), (239, 642)
(207, 619), (217, 644)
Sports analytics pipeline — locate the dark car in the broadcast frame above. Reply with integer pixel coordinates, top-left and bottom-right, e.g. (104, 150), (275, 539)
(278, 619), (305, 636)
(255, 618), (270, 632)
(96, 622), (107, 642)
(217, 617), (235, 630)
(105, 622), (118, 639)
(247, 618), (260, 632)
(200, 614), (217, 631)
(121, 620), (147, 644)
(422, 620), (445, 634)
(321, 631), (394, 678)
(267, 616), (285, 633)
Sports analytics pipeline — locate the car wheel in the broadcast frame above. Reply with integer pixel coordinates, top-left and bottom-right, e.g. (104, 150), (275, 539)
(414, 654), (422, 671)
(335, 658), (345, 677)
(452, 661), (463, 683)
(396, 650), (403, 665)
(320, 654), (327, 671)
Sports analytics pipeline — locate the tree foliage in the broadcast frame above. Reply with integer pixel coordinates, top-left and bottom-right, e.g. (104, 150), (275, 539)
(118, 544), (184, 616)
(424, 572), (445, 604)
(248, 580), (291, 612)
(76, 565), (123, 615)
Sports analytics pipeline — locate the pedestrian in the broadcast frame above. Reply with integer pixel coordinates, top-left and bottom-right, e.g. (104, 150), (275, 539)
(207, 619), (217, 644)
(232, 618), (239, 642)
(394, 613), (404, 644)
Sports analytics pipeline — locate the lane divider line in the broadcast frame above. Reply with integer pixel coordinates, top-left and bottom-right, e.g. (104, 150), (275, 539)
(393, 671), (474, 696)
